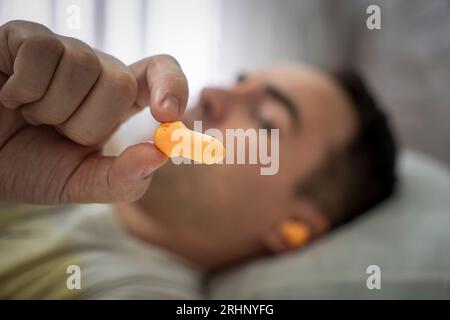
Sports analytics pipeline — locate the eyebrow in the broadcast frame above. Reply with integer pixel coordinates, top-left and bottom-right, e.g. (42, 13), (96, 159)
(264, 85), (300, 131)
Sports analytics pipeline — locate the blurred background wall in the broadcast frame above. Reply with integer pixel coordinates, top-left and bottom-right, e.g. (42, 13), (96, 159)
(1, 0), (448, 164)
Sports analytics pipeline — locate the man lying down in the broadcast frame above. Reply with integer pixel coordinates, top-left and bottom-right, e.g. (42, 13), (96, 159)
(0, 21), (396, 299)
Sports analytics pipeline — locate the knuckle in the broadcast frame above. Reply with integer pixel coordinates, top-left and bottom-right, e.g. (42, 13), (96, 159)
(146, 54), (182, 72)
(3, 20), (24, 32)
(155, 54), (181, 67)
(2, 21), (56, 57)
(78, 51), (102, 77)
(166, 71), (188, 86)
(10, 84), (41, 103)
(21, 107), (66, 125)
(26, 33), (64, 54)
(6, 36), (63, 104)
(107, 69), (138, 102)
(4, 20), (51, 34)
(65, 39), (102, 79)
(58, 124), (102, 146)
(151, 54), (188, 86)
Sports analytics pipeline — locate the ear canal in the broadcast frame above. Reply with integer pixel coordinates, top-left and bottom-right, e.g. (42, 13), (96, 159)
(278, 221), (311, 249)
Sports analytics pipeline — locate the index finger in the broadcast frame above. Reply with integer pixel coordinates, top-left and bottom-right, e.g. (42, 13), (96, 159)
(129, 54), (189, 123)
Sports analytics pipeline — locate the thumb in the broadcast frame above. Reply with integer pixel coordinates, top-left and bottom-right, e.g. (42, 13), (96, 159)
(61, 142), (167, 203)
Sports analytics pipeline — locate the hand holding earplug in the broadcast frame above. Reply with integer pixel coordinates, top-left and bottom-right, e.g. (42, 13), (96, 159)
(0, 20), (188, 204)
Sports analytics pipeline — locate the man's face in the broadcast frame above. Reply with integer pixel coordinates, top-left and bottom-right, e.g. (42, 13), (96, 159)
(138, 64), (357, 262)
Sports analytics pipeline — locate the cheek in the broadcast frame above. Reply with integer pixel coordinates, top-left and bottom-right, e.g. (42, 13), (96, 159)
(213, 165), (262, 207)
(282, 136), (325, 182)
(230, 170), (286, 221)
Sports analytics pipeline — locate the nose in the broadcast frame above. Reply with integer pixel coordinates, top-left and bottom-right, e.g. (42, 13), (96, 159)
(199, 87), (234, 124)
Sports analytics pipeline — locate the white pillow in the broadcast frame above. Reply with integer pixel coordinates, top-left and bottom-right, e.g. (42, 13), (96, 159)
(208, 150), (450, 299)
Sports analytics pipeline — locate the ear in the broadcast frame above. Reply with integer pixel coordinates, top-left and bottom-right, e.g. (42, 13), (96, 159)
(261, 200), (331, 254)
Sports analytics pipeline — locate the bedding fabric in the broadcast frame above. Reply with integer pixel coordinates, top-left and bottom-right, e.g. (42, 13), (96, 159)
(208, 150), (450, 299)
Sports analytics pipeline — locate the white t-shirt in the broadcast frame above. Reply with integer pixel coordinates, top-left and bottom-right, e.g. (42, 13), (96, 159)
(0, 202), (203, 299)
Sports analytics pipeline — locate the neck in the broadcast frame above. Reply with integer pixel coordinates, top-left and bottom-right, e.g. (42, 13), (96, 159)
(113, 202), (265, 271)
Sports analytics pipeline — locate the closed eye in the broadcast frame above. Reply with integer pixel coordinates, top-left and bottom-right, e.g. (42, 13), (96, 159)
(257, 115), (275, 131)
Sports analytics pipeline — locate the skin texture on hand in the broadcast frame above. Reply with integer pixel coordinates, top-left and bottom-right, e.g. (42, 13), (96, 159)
(0, 20), (188, 204)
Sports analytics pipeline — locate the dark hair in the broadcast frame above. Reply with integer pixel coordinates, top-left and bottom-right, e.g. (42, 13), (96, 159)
(297, 69), (397, 227)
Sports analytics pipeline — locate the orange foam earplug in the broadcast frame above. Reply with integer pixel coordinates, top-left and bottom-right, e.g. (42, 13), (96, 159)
(154, 121), (225, 164)
(279, 221), (311, 249)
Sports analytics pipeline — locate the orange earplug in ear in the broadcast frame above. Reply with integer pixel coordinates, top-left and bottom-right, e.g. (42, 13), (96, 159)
(279, 221), (311, 249)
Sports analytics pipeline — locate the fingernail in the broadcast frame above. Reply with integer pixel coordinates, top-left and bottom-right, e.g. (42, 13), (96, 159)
(142, 169), (154, 179)
(160, 96), (180, 120)
(141, 161), (166, 179)
(141, 144), (168, 179)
